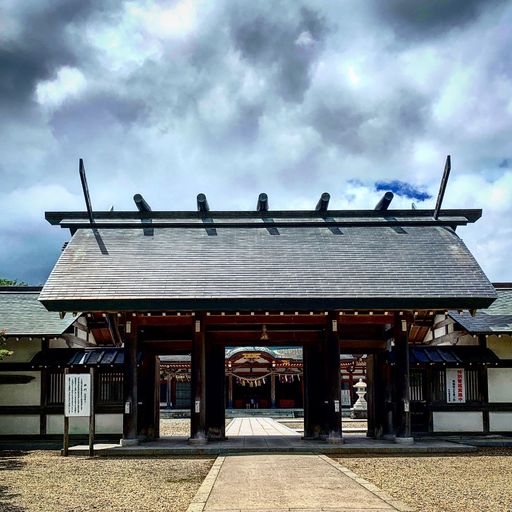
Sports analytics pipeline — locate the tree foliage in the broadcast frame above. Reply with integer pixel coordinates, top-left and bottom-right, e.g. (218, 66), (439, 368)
(0, 278), (28, 286)
(0, 330), (13, 360)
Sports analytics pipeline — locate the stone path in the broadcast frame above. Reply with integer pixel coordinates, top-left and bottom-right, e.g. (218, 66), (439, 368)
(187, 454), (414, 511)
(226, 417), (298, 437)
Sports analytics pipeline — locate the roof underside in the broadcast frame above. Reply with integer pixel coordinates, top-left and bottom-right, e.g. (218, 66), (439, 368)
(449, 287), (512, 333)
(39, 210), (496, 312)
(0, 289), (75, 335)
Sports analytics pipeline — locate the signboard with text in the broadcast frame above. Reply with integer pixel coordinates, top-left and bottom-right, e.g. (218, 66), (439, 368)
(65, 373), (91, 417)
(446, 368), (466, 403)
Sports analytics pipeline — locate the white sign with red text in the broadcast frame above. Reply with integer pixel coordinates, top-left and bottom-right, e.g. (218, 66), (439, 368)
(446, 368), (466, 403)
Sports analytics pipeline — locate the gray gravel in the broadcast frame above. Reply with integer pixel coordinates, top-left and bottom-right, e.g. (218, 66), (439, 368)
(336, 448), (512, 512)
(0, 450), (213, 512)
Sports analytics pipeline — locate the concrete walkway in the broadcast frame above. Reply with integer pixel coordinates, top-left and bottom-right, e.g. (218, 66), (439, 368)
(226, 417), (298, 436)
(188, 454), (414, 511)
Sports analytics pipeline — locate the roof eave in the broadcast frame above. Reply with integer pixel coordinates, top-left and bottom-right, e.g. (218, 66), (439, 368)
(39, 296), (498, 313)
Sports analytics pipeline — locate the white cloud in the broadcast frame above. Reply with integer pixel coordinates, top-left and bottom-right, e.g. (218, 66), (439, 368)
(35, 67), (87, 110)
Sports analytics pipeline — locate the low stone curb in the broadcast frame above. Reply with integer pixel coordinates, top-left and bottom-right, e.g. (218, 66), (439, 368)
(318, 455), (416, 512)
(187, 456), (225, 512)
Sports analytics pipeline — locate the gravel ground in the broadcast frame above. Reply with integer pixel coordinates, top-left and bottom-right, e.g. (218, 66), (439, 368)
(0, 450), (213, 512)
(159, 419), (232, 437)
(335, 448), (512, 512)
(280, 421), (368, 430)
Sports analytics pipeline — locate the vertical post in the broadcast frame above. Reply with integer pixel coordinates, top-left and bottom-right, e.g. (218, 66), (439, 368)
(394, 313), (413, 443)
(227, 374), (233, 409)
(270, 372), (276, 409)
(205, 341), (226, 440)
(166, 374), (172, 409)
(63, 368), (69, 456)
(89, 367), (95, 457)
(122, 319), (139, 445)
(303, 342), (325, 439)
(326, 313), (343, 443)
(190, 313), (207, 444)
(171, 376), (177, 409)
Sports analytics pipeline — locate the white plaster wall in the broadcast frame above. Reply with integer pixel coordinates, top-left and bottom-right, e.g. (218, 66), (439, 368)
(433, 411), (483, 432)
(456, 334), (478, 346)
(489, 412), (512, 432)
(47, 414), (122, 434)
(0, 415), (40, 435)
(96, 414), (123, 434)
(0, 371), (40, 406)
(488, 368), (512, 403)
(3, 338), (41, 362)
(487, 335), (512, 359)
(49, 338), (68, 349)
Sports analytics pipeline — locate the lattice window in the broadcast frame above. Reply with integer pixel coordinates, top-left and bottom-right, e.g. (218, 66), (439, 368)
(48, 370), (64, 405)
(409, 369), (424, 401)
(465, 369), (480, 402)
(97, 371), (123, 405)
(431, 368), (446, 402)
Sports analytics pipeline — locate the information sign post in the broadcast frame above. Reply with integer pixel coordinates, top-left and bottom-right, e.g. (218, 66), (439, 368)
(63, 368), (95, 456)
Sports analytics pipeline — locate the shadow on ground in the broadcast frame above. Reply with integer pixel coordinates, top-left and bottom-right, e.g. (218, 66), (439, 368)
(0, 452), (28, 512)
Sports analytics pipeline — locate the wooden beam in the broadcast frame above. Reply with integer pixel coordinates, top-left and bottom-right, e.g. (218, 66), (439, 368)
(208, 330), (322, 344)
(106, 314), (123, 347)
(197, 193), (209, 212)
(375, 192), (394, 211)
(315, 192), (330, 211)
(206, 314), (327, 326)
(434, 155), (451, 220)
(257, 193), (269, 212)
(78, 158), (94, 225)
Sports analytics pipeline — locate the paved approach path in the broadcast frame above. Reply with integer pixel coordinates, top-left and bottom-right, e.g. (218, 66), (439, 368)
(188, 454), (413, 512)
(226, 417), (298, 437)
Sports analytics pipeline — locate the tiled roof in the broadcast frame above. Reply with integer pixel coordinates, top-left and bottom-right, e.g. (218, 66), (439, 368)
(39, 220), (496, 311)
(449, 287), (512, 334)
(408, 346), (499, 365)
(0, 288), (75, 336)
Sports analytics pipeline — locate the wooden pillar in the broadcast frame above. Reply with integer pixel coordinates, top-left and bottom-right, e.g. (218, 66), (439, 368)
(366, 353), (386, 439)
(394, 313), (413, 443)
(270, 372), (276, 409)
(171, 376), (177, 408)
(205, 341), (226, 440)
(190, 314), (207, 444)
(122, 319), (139, 445)
(227, 374), (233, 409)
(137, 354), (158, 440)
(384, 358), (396, 439)
(303, 341), (327, 439)
(166, 374), (172, 408)
(325, 313), (343, 443)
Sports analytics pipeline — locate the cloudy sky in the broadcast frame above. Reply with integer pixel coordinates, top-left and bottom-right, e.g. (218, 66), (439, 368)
(1, 0), (511, 285)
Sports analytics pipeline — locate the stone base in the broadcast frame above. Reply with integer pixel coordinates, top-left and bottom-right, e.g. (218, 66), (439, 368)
(120, 438), (139, 447)
(395, 436), (414, 445)
(383, 434), (396, 442)
(350, 408), (368, 419)
(188, 436), (208, 446)
(326, 435), (344, 444)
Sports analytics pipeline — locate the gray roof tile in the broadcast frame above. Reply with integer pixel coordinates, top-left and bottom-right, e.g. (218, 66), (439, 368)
(39, 224), (496, 311)
(0, 289), (76, 336)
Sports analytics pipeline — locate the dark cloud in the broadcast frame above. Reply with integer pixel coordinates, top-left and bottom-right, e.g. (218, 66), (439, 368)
(0, 0), (117, 109)
(307, 89), (429, 156)
(373, 0), (505, 39)
(229, 5), (329, 101)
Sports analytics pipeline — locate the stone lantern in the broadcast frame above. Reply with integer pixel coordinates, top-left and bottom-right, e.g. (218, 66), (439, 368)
(350, 378), (367, 419)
